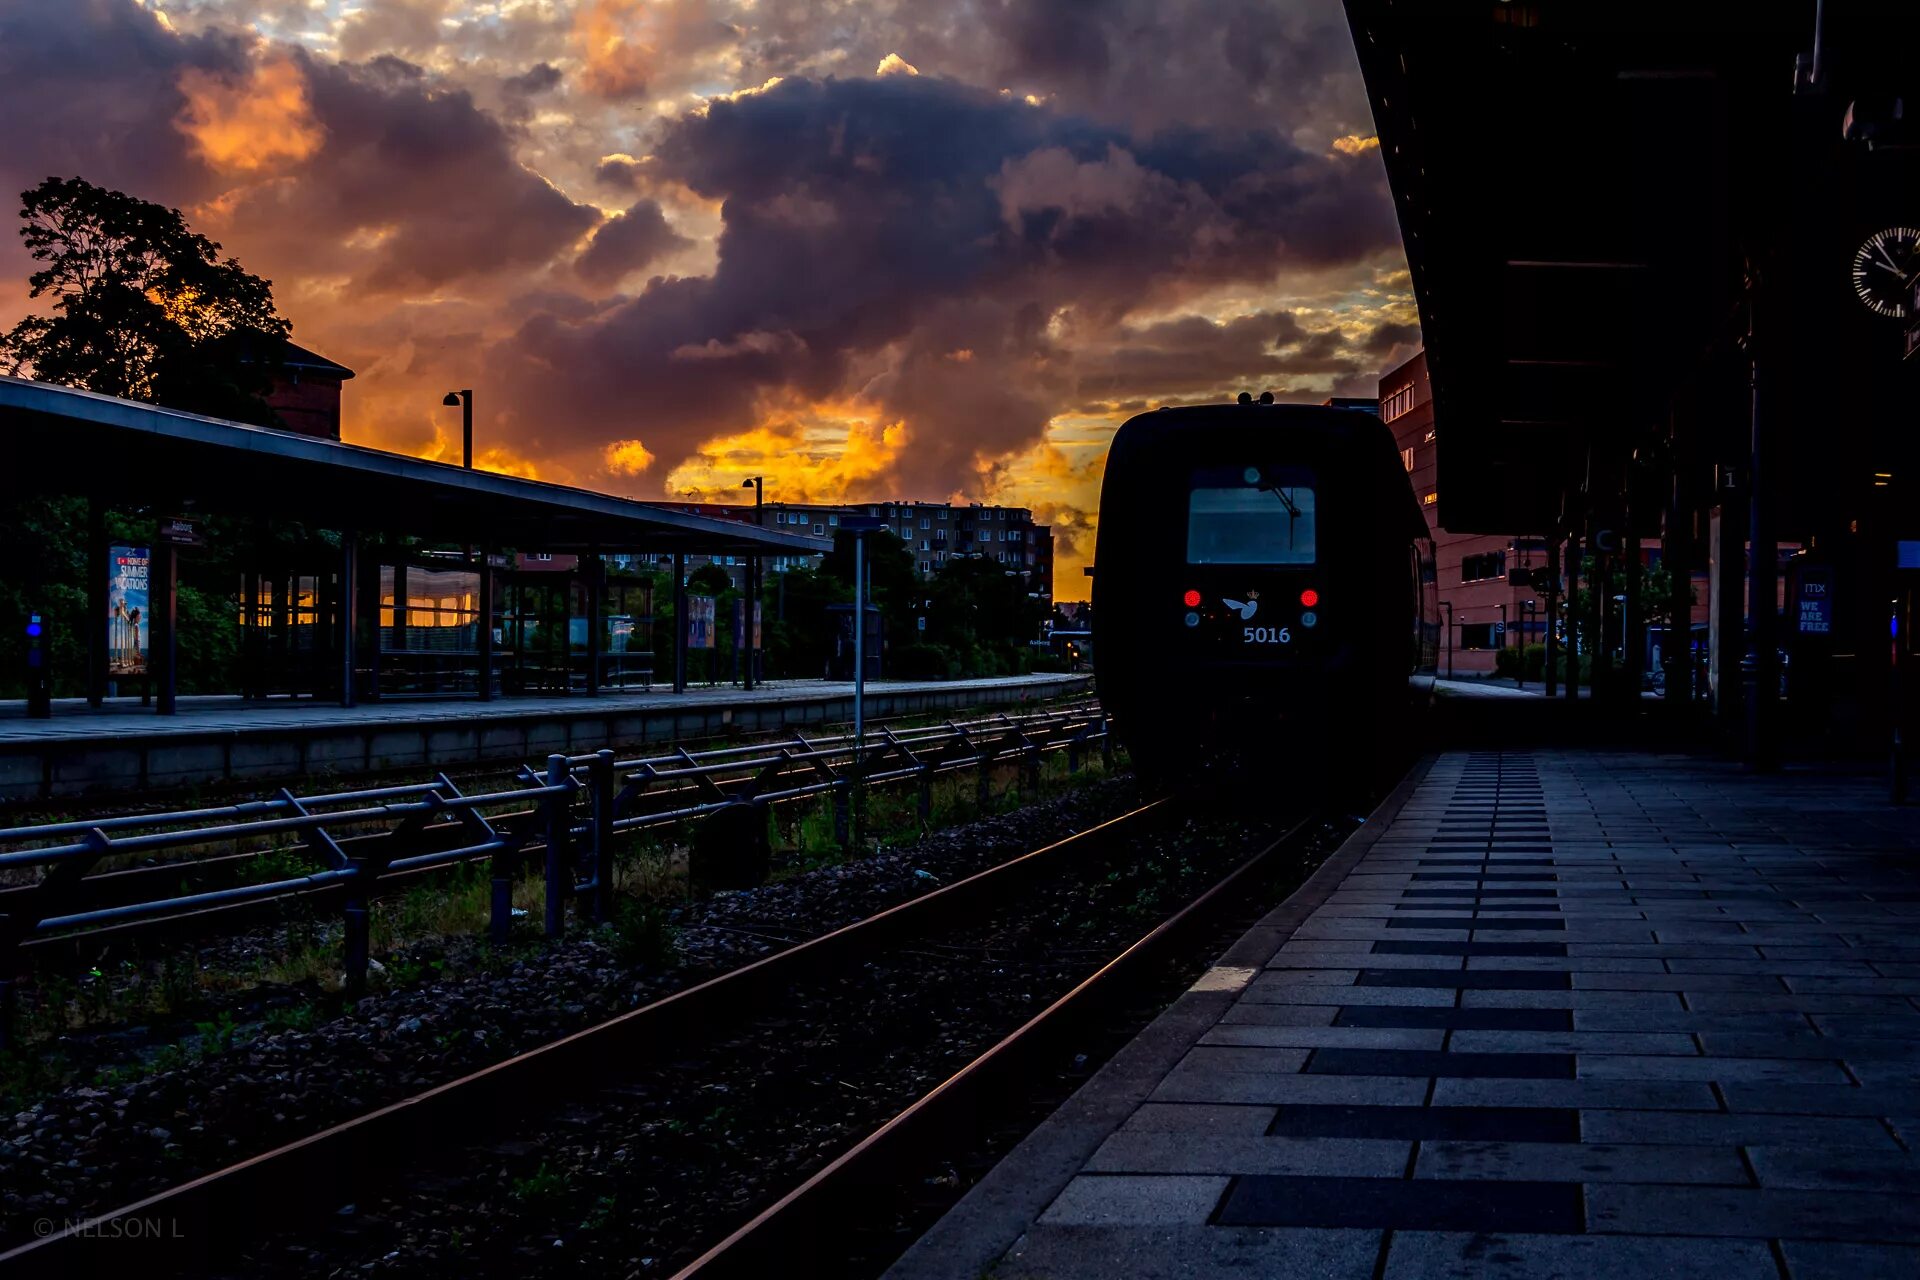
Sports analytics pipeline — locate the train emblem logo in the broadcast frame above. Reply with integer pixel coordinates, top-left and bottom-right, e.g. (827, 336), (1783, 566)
(1221, 590), (1260, 621)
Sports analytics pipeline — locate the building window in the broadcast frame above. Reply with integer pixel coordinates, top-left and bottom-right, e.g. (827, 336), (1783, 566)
(920, 561), (930, 573)
(1383, 382), (1418, 422)
(938, 509), (947, 521)
(1400, 447), (1414, 472)
(1458, 622), (1496, 650)
(828, 514), (839, 526)
(920, 517), (930, 529)
(1423, 491), (1438, 506)
(1461, 551), (1507, 583)
(813, 523), (825, 535)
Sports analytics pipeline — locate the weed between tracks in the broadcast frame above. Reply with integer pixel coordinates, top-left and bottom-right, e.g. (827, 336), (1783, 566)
(224, 797), (1339, 1278)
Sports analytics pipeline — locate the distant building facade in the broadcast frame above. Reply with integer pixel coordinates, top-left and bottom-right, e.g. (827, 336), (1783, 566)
(1380, 350), (1550, 676)
(640, 499), (1054, 602)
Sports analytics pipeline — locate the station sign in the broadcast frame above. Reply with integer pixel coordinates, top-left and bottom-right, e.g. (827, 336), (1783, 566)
(158, 516), (204, 547)
(107, 546), (151, 677)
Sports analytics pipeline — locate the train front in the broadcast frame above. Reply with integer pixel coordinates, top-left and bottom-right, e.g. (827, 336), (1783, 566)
(1094, 407), (1384, 777)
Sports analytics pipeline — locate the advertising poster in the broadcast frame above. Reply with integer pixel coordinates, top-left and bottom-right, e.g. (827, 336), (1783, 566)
(108, 545), (151, 677)
(687, 595), (717, 649)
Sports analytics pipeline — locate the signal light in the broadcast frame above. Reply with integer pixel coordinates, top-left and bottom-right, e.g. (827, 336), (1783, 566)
(1182, 589), (1201, 607)
(1299, 589), (1319, 608)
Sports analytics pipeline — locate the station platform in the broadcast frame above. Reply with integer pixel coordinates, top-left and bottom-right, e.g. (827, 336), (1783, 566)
(0, 673), (1091, 804)
(893, 747), (1920, 1279)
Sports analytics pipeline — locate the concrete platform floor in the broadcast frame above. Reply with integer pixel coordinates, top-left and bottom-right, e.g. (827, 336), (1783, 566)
(0, 674), (1086, 742)
(0, 673), (1091, 802)
(891, 749), (1920, 1279)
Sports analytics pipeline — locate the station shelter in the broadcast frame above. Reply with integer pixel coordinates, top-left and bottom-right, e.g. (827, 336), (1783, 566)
(0, 376), (827, 714)
(1346, 0), (1920, 767)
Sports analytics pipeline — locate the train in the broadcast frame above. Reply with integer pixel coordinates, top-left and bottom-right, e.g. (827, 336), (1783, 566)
(1090, 397), (1438, 781)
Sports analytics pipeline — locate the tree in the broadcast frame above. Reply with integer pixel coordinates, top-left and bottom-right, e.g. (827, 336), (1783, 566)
(0, 176), (289, 423)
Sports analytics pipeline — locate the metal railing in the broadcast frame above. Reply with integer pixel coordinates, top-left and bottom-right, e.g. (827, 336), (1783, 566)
(0, 704), (1111, 1049)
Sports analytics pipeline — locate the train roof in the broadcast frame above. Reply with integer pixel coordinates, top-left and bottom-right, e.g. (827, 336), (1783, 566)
(1107, 401), (1429, 541)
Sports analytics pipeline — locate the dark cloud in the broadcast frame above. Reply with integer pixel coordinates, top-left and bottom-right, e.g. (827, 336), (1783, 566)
(575, 199), (692, 285)
(488, 71), (1397, 487)
(504, 61), (563, 97)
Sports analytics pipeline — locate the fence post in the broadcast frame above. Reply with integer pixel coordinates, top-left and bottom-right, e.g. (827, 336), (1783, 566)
(832, 781), (851, 849)
(977, 747), (994, 811)
(591, 749), (616, 924)
(917, 766), (933, 828)
(544, 753), (572, 939)
(1100, 716), (1115, 771)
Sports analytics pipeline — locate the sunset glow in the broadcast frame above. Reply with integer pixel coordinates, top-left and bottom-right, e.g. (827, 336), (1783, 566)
(0, 0), (1419, 595)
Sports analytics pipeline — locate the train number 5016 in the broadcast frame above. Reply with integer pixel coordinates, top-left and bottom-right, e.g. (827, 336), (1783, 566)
(1243, 626), (1292, 645)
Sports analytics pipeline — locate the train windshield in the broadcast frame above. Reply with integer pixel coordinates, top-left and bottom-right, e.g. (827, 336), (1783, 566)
(1185, 467), (1316, 564)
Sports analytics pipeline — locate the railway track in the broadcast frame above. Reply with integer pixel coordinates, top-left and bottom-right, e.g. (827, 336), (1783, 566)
(1, 788), (1351, 1277)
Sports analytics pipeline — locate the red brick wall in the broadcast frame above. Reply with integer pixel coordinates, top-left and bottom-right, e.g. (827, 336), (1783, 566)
(266, 372), (344, 440)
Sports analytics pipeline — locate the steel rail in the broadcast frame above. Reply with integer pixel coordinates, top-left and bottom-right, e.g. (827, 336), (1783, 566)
(673, 809), (1326, 1279)
(0, 798), (1174, 1278)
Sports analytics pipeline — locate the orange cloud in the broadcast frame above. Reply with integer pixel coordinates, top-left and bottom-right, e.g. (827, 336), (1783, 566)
(174, 55), (324, 175)
(662, 394), (907, 503)
(1332, 134), (1380, 156)
(604, 438), (657, 474)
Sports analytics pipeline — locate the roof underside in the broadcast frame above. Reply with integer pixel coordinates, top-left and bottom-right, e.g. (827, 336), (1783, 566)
(1346, 1), (1823, 534)
(0, 377), (829, 556)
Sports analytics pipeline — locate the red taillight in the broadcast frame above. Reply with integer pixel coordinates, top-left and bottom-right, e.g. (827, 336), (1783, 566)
(1182, 589), (1202, 607)
(1300, 588), (1320, 608)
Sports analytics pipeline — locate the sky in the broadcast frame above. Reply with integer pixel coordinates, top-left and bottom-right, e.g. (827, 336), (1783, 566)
(0, 0), (1419, 592)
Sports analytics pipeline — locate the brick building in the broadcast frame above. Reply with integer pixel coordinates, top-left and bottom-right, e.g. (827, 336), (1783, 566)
(263, 342), (355, 440)
(1380, 350), (1550, 676)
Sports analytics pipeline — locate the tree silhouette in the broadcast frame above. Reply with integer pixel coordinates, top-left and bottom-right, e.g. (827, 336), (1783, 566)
(0, 176), (290, 423)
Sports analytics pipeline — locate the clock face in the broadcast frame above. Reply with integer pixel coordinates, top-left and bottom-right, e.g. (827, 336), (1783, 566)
(1850, 226), (1920, 319)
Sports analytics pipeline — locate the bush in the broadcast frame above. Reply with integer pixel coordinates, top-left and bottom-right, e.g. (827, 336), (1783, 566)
(1522, 643), (1547, 679)
(1493, 646), (1522, 679)
(890, 641), (956, 680)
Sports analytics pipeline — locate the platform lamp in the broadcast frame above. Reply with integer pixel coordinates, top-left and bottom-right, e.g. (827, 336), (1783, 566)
(741, 476), (763, 689)
(441, 389), (473, 469)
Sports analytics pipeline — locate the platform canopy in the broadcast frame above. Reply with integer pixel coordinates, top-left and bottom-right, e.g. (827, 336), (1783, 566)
(1345, 0), (1916, 535)
(0, 376), (828, 556)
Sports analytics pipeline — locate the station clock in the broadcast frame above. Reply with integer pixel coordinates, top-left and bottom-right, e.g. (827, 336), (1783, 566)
(1850, 226), (1920, 319)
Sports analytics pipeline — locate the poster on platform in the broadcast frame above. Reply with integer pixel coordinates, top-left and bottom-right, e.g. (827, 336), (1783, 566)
(687, 595), (717, 649)
(108, 546), (151, 677)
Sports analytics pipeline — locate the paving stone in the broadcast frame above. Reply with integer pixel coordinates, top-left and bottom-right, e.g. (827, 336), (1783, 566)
(1150, 1070), (1430, 1107)
(1218, 1174), (1581, 1232)
(1359, 968), (1570, 990)
(1414, 1140), (1748, 1185)
(1308, 1048), (1573, 1079)
(1585, 1183), (1920, 1240)
(1334, 1007), (1572, 1031)
(1175, 1046), (1312, 1075)
(1267, 1105), (1577, 1143)
(1037, 1175), (1228, 1227)
(1086, 1132), (1411, 1178)
(1718, 1083), (1920, 1115)
(1116, 1104), (1276, 1136)
(1240, 982), (1457, 1007)
(1460, 989), (1685, 1010)
(1201, 1025), (1448, 1051)
(1699, 1032), (1920, 1060)
(1380, 1231), (1778, 1279)
(995, 1225), (1384, 1280)
(1217, 1004), (1339, 1028)
(1575, 1054), (1853, 1083)
(1579, 1109), (1901, 1148)
(1428, 1079), (1720, 1110)
(1447, 1030), (1698, 1055)
(1573, 1009), (1812, 1032)
(1746, 1145), (1920, 1191)
(1775, 1241), (1920, 1280)
(1373, 940), (1569, 957)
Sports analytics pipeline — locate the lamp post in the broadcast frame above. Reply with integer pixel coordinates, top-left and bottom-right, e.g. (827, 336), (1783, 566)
(741, 476), (762, 690)
(1440, 601), (1453, 681)
(1519, 599), (1537, 689)
(442, 390), (473, 469)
